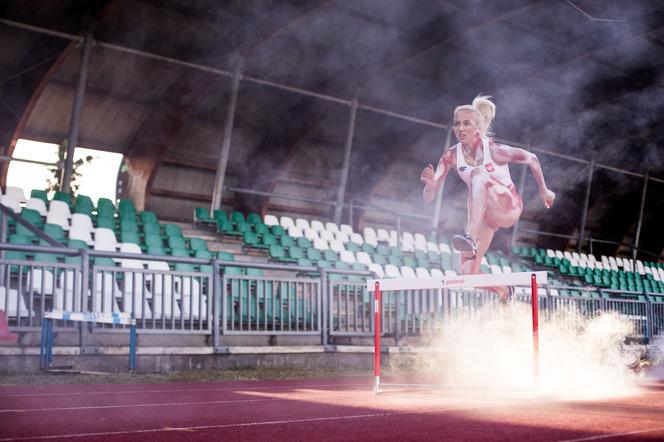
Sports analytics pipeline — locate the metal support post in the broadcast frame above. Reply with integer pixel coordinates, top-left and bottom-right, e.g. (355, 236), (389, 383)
(212, 259), (221, 349)
(632, 173), (648, 261)
(431, 125), (454, 235)
(334, 97), (358, 224)
(61, 33), (93, 192)
(211, 66), (242, 216)
(79, 248), (89, 348)
(321, 269), (328, 346)
(510, 144), (530, 250)
(577, 160), (594, 253)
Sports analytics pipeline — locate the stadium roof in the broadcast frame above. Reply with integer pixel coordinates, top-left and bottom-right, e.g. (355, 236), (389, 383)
(1, 0), (663, 257)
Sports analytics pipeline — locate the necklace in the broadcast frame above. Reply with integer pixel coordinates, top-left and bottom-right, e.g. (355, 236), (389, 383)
(462, 145), (482, 166)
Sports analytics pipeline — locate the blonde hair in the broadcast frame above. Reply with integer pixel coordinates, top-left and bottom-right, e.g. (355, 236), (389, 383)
(454, 94), (496, 138)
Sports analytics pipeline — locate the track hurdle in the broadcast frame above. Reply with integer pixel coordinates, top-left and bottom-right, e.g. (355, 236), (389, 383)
(368, 271), (547, 394)
(40, 310), (137, 372)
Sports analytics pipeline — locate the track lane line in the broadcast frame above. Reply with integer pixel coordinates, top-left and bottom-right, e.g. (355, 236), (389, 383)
(0, 403), (513, 441)
(0, 381), (367, 398)
(558, 426), (664, 441)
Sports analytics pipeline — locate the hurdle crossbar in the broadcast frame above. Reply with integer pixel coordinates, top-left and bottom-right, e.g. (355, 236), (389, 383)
(40, 310), (137, 372)
(368, 271), (546, 394)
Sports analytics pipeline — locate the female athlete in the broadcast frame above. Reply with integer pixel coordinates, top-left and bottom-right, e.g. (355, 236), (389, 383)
(420, 95), (555, 300)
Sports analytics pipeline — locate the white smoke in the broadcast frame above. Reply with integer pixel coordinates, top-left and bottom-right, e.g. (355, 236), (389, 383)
(416, 302), (644, 401)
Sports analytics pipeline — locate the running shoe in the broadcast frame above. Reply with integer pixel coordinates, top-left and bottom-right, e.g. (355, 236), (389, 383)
(452, 234), (477, 256)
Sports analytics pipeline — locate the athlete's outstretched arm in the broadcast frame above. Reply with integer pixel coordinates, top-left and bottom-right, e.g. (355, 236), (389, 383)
(490, 141), (556, 208)
(421, 149), (455, 203)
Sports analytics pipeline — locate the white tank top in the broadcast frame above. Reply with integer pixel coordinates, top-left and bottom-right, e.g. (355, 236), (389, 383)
(455, 138), (513, 188)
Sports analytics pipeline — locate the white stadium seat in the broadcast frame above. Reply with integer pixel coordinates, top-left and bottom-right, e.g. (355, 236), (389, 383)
(25, 197), (47, 216)
(280, 216), (295, 229)
(303, 228), (319, 242)
(356, 251), (372, 266)
(4, 186), (26, 203)
(384, 264), (401, 278)
(295, 218), (310, 230)
(329, 239), (345, 253)
(367, 263), (385, 278)
(325, 222), (339, 233)
(339, 224), (353, 235)
(363, 227), (378, 247)
(339, 250), (356, 264)
(349, 232), (364, 245)
(310, 219), (325, 232)
(264, 214), (279, 226)
(287, 226), (303, 238)
(313, 237), (329, 250)
(400, 266), (416, 278)
(415, 267), (430, 278)
(335, 231), (350, 243)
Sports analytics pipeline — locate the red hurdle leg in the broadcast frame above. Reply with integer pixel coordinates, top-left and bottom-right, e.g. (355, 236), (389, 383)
(531, 273), (540, 387)
(373, 281), (381, 394)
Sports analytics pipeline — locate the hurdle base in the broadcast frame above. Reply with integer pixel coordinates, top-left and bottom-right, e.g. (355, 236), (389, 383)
(373, 376), (381, 395)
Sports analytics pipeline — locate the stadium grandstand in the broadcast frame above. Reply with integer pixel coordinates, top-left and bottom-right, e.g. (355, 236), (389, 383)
(1, 2), (664, 440)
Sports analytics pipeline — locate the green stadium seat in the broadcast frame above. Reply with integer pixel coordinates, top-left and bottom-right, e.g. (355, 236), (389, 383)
(296, 237), (312, 249)
(170, 248), (190, 258)
(230, 211), (245, 225)
(323, 250), (338, 262)
(147, 246), (166, 256)
(167, 236), (187, 250)
(30, 189), (49, 203)
(346, 242), (360, 253)
(306, 248), (322, 262)
(96, 216), (115, 230)
(270, 225), (286, 237)
(279, 235), (295, 249)
(163, 224), (182, 238)
(189, 237), (208, 251)
(53, 191), (72, 205)
(269, 244), (289, 262)
(288, 246), (304, 261)
(120, 230), (141, 246)
(145, 234), (164, 248)
(217, 218), (235, 235)
(120, 219), (139, 233)
(194, 208), (214, 226)
(261, 234), (277, 247)
(254, 223), (270, 236)
(243, 231), (265, 249)
(376, 244), (389, 256)
(388, 255), (402, 266)
(43, 223), (66, 241)
(67, 239), (89, 249)
(6, 234), (31, 261)
(139, 211), (159, 226)
(361, 243), (375, 255)
(195, 249), (213, 259)
(247, 213), (262, 225)
(372, 254), (388, 266)
(213, 210), (227, 222)
(73, 195), (94, 215)
(217, 251), (235, 261)
(142, 222), (161, 236)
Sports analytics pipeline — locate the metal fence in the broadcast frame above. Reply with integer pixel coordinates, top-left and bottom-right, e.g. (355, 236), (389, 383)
(2, 242), (664, 347)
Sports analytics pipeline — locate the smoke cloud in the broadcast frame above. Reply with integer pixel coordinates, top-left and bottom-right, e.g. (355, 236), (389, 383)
(403, 302), (645, 401)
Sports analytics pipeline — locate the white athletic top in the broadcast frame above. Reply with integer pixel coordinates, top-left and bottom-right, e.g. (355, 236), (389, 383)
(455, 138), (513, 188)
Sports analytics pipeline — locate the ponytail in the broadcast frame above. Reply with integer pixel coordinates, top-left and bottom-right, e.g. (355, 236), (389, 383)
(471, 95), (496, 138)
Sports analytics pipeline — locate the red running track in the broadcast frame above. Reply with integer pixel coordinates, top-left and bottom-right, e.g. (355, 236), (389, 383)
(1, 378), (664, 441)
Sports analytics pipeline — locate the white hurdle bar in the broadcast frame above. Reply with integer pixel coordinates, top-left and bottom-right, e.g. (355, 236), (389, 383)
(367, 271), (547, 394)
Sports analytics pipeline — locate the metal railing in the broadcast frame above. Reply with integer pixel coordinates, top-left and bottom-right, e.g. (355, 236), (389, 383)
(2, 241), (664, 348)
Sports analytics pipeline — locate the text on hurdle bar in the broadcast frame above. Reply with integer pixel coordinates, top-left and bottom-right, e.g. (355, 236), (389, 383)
(366, 271), (548, 291)
(43, 310), (136, 326)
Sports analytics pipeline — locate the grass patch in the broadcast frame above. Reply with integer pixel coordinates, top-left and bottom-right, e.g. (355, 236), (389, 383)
(0, 367), (371, 386)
